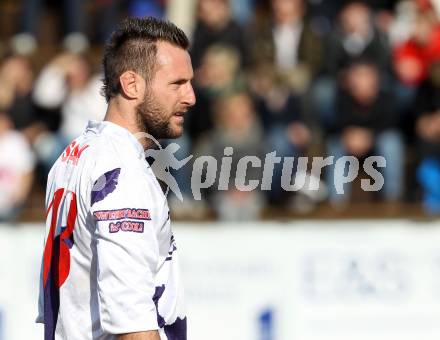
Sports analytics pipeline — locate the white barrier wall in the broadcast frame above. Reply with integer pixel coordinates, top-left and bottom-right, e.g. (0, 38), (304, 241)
(1, 221), (440, 340)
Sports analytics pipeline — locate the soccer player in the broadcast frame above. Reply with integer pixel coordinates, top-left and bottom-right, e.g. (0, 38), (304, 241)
(36, 17), (196, 340)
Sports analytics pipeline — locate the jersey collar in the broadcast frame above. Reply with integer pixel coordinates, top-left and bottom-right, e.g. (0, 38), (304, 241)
(86, 120), (145, 159)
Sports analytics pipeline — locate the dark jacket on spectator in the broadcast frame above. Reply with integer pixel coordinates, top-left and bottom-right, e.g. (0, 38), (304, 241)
(331, 89), (397, 134)
(190, 20), (248, 69)
(414, 78), (440, 158)
(326, 27), (390, 76)
(247, 17), (323, 76)
(254, 92), (303, 129)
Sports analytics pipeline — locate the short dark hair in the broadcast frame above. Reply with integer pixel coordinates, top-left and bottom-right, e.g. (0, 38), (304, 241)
(102, 17), (189, 102)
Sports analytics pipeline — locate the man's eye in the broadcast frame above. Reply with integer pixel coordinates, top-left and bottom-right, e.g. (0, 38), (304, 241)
(172, 80), (186, 86)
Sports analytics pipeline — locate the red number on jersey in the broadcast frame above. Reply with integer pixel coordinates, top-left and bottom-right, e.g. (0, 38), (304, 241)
(43, 188), (78, 289)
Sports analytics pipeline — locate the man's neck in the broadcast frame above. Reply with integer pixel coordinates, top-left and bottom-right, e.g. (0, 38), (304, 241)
(104, 98), (153, 150)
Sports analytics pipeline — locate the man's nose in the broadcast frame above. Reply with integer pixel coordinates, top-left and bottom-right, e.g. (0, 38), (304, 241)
(183, 83), (196, 107)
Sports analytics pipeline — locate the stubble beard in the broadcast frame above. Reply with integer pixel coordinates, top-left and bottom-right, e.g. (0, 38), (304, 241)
(136, 90), (175, 140)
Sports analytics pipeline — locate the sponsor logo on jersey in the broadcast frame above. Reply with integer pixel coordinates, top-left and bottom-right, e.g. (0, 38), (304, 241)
(109, 220), (144, 233)
(61, 140), (89, 165)
(93, 208), (151, 221)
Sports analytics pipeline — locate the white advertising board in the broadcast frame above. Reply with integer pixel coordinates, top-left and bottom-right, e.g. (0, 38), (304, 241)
(177, 220), (440, 340)
(1, 220), (440, 340)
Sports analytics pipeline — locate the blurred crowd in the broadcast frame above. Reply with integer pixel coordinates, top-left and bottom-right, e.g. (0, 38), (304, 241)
(1, 0), (440, 221)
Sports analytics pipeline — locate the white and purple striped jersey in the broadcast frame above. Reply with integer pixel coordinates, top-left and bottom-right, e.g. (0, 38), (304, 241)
(37, 120), (186, 340)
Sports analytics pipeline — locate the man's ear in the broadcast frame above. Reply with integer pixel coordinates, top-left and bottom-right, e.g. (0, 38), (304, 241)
(119, 71), (145, 99)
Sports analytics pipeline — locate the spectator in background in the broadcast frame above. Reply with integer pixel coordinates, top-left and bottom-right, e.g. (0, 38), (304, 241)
(393, 6), (440, 87)
(313, 1), (390, 129)
(387, 0), (419, 47)
(195, 91), (265, 220)
(187, 44), (245, 142)
(32, 52), (106, 172)
(0, 54), (43, 143)
(190, 0), (248, 70)
(248, 0), (323, 94)
(306, 0), (394, 34)
(11, 0), (89, 55)
(326, 2), (390, 75)
(0, 112), (35, 222)
(414, 61), (440, 213)
(249, 63), (313, 206)
(392, 2), (440, 134)
(326, 60), (403, 204)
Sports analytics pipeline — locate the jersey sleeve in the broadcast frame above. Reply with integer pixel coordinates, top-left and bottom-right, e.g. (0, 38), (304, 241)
(90, 160), (160, 334)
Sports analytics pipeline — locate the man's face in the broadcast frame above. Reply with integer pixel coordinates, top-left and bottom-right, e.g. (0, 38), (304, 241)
(347, 63), (379, 104)
(136, 41), (196, 139)
(272, 0), (303, 24)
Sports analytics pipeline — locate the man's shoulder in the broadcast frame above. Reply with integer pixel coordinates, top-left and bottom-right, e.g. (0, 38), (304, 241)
(86, 130), (146, 178)
(77, 128), (129, 158)
(58, 133), (113, 165)
(83, 134), (125, 174)
(50, 133), (120, 176)
(51, 122), (145, 183)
